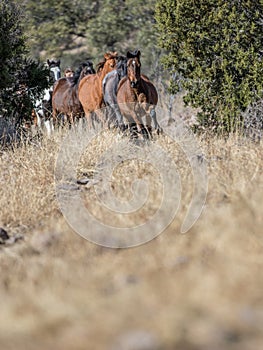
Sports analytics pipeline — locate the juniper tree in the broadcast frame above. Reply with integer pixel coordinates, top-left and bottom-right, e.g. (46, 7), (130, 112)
(155, 0), (263, 132)
(0, 0), (50, 124)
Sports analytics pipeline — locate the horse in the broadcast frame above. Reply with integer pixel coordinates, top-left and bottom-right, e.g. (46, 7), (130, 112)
(47, 59), (61, 81)
(102, 55), (127, 130)
(78, 51), (118, 128)
(117, 50), (161, 138)
(32, 59), (61, 134)
(52, 60), (95, 127)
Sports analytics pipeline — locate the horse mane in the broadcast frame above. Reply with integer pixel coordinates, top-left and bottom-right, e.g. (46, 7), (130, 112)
(117, 55), (127, 68)
(71, 66), (83, 85)
(71, 61), (94, 85)
(47, 58), (61, 68)
(96, 51), (118, 72)
(96, 61), (105, 73)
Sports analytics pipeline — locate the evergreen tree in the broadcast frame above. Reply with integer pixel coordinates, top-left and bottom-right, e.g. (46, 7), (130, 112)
(155, 0), (263, 132)
(0, 0), (50, 125)
(87, 0), (161, 75)
(17, 0), (161, 76)
(0, 0), (26, 89)
(18, 0), (100, 58)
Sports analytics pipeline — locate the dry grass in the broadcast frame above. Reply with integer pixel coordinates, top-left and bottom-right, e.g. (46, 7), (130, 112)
(0, 120), (263, 350)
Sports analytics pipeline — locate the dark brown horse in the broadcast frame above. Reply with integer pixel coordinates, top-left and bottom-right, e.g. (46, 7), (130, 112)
(78, 52), (118, 127)
(117, 50), (161, 138)
(52, 61), (95, 127)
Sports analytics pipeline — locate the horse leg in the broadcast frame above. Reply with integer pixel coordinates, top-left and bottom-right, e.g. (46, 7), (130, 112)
(115, 108), (126, 132)
(144, 112), (153, 138)
(141, 104), (162, 137)
(106, 105), (125, 132)
(139, 104), (153, 138)
(52, 110), (59, 130)
(105, 106), (116, 129)
(85, 111), (95, 130)
(44, 119), (53, 136)
(95, 108), (107, 128)
(133, 103), (149, 139)
(68, 113), (75, 129)
(32, 109), (42, 131)
(149, 107), (162, 135)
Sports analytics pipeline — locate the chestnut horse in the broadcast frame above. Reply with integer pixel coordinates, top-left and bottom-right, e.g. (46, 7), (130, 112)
(52, 60), (95, 127)
(117, 50), (161, 138)
(78, 52), (118, 128)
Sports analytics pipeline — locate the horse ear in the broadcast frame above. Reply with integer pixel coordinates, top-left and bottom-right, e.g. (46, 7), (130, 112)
(47, 59), (50, 65)
(127, 49), (141, 59)
(104, 51), (118, 60)
(57, 59), (61, 66)
(104, 53), (111, 60)
(117, 55), (126, 62)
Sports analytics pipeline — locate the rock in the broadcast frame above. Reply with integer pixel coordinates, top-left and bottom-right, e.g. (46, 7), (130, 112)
(111, 330), (161, 350)
(30, 231), (60, 253)
(5, 233), (24, 245)
(76, 177), (91, 185)
(0, 227), (9, 244)
(0, 229), (24, 246)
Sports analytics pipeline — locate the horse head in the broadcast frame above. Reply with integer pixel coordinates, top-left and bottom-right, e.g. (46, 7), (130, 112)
(96, 51), (118, 75)
(127, 49), (141, 60)
(127, 56), (141, 88)
(84, 60), (96, 75)
(47, 58), (61, 81)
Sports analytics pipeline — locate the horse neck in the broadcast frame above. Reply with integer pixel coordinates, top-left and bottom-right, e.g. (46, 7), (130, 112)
(74, 74), (84, 90)
(98, 66), (113, 82)
(132, 76), (144, 94)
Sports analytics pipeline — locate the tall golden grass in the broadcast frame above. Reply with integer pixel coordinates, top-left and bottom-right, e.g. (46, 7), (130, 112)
(0, 118), (262, 349)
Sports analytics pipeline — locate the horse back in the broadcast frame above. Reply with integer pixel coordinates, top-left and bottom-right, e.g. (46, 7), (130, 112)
(52, 77), (82, 115)
(103, 70), (121, 105)
(53, 78), (68, 94)
(141, 75), (158, 106)
(79, 74), (104, 111)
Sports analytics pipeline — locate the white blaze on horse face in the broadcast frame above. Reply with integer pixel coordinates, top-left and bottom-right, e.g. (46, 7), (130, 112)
(50, 66), (61, 81)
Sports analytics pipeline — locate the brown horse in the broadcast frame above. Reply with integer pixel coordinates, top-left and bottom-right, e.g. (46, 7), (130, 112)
(117, 50), (161, 138)
(78, 52), (118, 127)
(52, 61), (95, 127)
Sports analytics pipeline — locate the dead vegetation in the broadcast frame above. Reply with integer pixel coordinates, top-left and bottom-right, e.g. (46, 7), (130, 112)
(0, 113), (263, 349)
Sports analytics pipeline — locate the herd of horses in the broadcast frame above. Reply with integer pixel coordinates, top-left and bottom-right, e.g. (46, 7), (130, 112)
(33, 49), (161, 139)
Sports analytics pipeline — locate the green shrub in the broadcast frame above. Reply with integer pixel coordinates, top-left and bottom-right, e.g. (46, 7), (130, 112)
(155, 0), (263, 133)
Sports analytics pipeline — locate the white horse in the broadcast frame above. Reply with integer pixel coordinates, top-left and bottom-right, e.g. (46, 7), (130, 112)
(33, 59), (61, 135)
